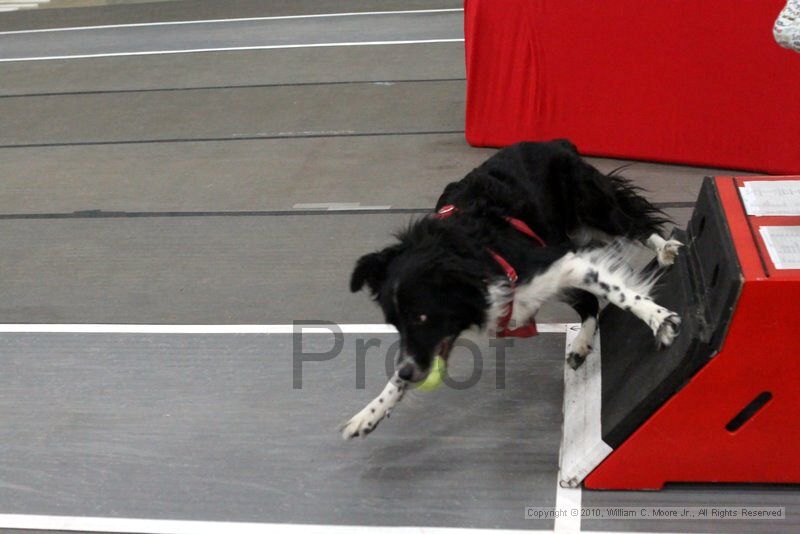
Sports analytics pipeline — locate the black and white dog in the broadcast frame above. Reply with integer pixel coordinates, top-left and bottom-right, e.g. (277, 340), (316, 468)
(342, 140), (682, 439)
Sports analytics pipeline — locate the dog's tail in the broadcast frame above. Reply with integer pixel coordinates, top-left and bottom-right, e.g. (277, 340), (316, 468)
(563, 158), (671, 242)
(605, 166), (671, 238)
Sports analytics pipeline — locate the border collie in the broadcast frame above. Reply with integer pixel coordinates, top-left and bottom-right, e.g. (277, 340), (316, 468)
(341, 140), (682, 439)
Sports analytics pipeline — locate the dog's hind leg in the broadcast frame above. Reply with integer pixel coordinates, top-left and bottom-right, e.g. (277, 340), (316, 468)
(341, 373), (407, 439)
(645, 233), (684, 267)
(573, 224), (683, 268)
(601, 174), (683, 267)
(562, 289), (599, 369)
(562, 252), (681, 348)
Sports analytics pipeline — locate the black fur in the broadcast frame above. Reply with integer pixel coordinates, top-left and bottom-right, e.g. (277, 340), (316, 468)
(350, 140), (670, 379)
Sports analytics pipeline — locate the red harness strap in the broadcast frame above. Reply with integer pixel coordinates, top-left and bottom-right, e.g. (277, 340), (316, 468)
(434, 204), (543, 338)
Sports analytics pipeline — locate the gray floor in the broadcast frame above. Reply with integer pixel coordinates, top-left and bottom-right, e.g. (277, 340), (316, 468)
(0, 0), (463, 31)
(0, 42), (466, 94)
(0, 11), (463, 61)
(0, 81), (465, 146)
(0, 0), (796, 532)
(0, 332), (562, 530)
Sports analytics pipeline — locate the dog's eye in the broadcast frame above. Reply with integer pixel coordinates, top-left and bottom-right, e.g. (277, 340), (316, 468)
(415, 314), (428, 324)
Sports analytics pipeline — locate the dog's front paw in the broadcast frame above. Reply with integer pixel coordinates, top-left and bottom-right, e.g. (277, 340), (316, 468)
(566, 339), (592, 370)
(566, 322), (596, 370)
(657, 239), (684, 267)
(654, 311), (681, 347)
(340, 402), (386, 440)
(566, 352), (586, 370)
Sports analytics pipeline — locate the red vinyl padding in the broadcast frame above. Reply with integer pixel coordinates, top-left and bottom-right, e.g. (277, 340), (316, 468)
(464, 0), (800, 174)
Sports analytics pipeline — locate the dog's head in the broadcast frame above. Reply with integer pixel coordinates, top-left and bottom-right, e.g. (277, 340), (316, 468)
(350, 222), (488, 382)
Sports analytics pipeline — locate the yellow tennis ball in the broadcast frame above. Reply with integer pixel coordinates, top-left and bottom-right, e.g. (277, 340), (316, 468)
(415, 355), (447, 392)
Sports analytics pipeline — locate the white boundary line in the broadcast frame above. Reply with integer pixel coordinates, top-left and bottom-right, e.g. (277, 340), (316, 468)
(554, 326), (584, 533)
(558, 326), (613, 492)
(0, 516), (544, 534)
(292, 202), (393, 210)
(554, 485), (581, 534)
(0, 515), (696, 534)
(0, 38), (465, 62)
(0, 323), (570, 334)
(0, 8), (464, 35)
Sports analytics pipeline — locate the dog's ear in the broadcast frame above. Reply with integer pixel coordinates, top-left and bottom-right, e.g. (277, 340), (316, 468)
(350, 245), (403, 296)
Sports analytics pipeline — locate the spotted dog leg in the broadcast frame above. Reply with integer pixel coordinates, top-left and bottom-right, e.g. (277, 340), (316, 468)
(563, 289), (599, 369)
(567, 316), (598, 369)
(565, 255), (681, 347)
(341, 373), (407, 439)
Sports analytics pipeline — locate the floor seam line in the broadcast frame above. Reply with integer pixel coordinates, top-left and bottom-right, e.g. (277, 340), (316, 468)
(0, 130), (466, 149)
(0, 78), (467, 99)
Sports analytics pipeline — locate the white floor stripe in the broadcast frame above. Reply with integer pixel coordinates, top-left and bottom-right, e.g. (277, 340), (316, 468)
(559, 327), (612, 490)
(0, 2), (48, 13)
(0, 514), (700, 534)
(554, 485), (582, 534)
(0, 514), (688, 534)
(0, 38), (466, 62)
(0, 8), (463, 35)
(554, 325), (584, 533)
(0, 323), (570, 334)
(0, 515), (546, 534)
(292, 202), (392, 210)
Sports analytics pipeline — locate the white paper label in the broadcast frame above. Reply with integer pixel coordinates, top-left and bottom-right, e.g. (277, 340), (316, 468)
(740, 181), (800, 216)
(759, 226), (800, 269)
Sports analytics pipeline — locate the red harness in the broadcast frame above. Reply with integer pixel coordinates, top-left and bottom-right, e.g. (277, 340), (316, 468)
(433, 204), (544, 338)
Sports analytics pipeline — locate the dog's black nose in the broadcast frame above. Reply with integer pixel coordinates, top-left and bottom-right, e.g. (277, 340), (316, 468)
(397, 364), (415, 382)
